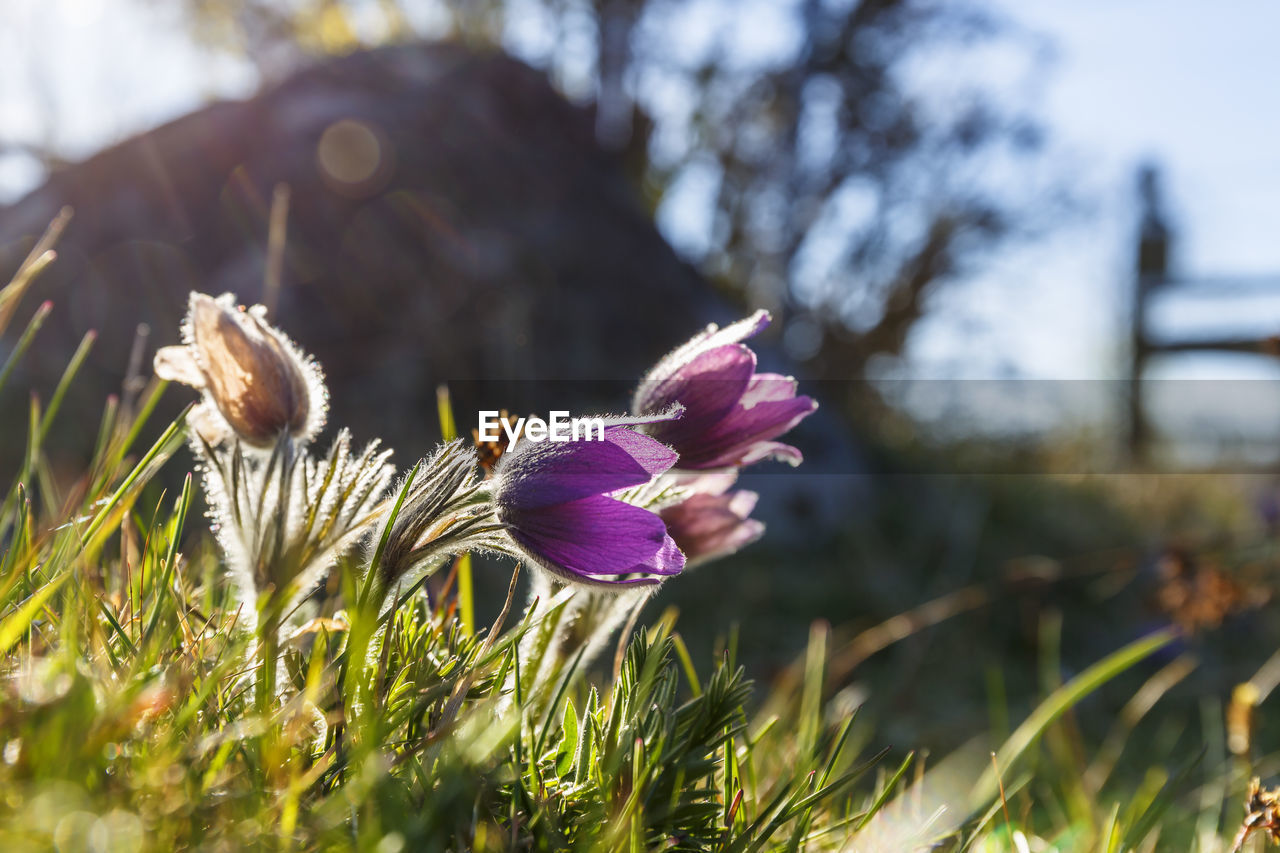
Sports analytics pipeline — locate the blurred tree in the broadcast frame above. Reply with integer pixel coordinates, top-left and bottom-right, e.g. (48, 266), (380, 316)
(170, 0), (1053, 383)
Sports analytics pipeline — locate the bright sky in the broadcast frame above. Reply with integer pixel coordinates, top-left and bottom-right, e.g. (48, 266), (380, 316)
(0, 0), (257, 195)
(4, 0), (1280, 400)
(909, 0), (1280, 383)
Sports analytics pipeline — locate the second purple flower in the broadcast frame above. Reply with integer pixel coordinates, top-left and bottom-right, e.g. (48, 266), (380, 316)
(632, 310), (817, 470)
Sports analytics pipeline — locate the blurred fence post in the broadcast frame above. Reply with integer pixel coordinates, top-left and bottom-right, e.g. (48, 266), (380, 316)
(1128, 164), (1170, 461)
(1125, 165), (1280, 463)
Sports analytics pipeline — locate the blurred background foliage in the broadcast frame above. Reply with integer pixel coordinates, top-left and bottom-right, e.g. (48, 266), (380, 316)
(163, 0), (1057, 381)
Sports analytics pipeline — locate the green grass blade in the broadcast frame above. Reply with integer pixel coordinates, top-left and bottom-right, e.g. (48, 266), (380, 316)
(80, 407), (189, 551)
(435, 384), (473, 637)
(973, 628), (1177, 807)
(0, 299), (53, 400)
(0, 570), (71, 655)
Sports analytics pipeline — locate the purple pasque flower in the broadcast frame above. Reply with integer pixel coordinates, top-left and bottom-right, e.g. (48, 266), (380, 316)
(632, 310), (817, 469)
(658, 471), (763, 568)
(491, 418), (686, 588)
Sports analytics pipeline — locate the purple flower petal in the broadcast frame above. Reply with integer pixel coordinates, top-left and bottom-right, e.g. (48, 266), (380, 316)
(660, 489), (764, 566)
(504, 494), (685, 576)
(492, 418), (686, 587)
(673, 391), (817, 469)
(633, 344), (755, 425)
(741, 373), (799, 404)
(632, 312), (817, 473)
(634, 310), (771, 407)
(732, 441), (805, 467)
(495, 426), (677, 510)
(599, 425), (680, 480)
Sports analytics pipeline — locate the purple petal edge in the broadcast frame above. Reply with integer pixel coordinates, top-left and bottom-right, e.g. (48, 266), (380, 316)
(633, 311), (772, 410)
(633, 344), (755, 422)
(676, 395), (817, 469)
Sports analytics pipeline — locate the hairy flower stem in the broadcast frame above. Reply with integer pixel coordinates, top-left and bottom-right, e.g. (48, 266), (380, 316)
(253, 612), (282, 784)
(516, 574), (651, 708)
(256, 617), (280, 714)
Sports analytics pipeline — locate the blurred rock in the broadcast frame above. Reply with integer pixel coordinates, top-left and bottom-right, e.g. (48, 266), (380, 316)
(0, 41), (866, 537)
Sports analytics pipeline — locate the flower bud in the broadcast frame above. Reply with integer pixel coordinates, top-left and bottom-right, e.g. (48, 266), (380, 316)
(155, 292), (326, 447)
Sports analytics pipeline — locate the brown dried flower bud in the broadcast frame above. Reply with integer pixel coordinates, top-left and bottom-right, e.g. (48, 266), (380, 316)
(155, 292), (327, 447)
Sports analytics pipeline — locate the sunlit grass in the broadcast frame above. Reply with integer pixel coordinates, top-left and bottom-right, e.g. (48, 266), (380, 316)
(0, 225), (1269, 851)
